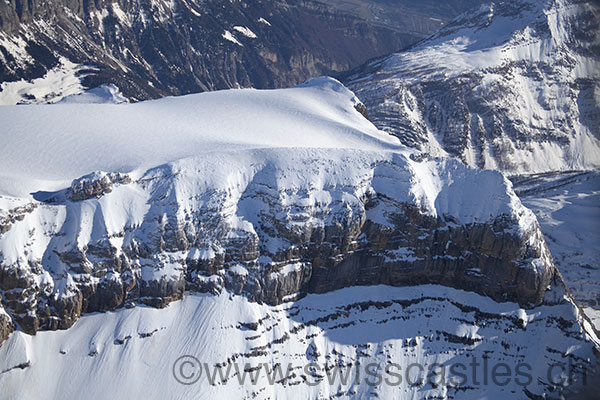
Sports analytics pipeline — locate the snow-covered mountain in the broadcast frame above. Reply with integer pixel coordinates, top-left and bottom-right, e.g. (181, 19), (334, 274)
(345, 0), (600, 175)
(0, 77), (597, 398)
(0, 76), (554, 334)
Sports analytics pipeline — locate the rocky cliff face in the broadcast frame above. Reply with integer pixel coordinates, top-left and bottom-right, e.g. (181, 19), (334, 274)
(0, 0), (421, 101)
(0, 303), (13, 343)
(344, 0), (600, 175)
(0, 77), (565, 348)
(0, 148), (558, 342)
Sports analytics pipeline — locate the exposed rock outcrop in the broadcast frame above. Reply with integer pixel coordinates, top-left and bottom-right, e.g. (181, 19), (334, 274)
(68, 172), (131, 202)
(0, 300), (14, 343)
(0, 202), (37, 234)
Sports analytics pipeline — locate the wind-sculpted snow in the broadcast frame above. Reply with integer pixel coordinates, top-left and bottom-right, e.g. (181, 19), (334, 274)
(345, 0), (600, 175)
(0, 77), (398, 195)
(0, 78), (559, 344)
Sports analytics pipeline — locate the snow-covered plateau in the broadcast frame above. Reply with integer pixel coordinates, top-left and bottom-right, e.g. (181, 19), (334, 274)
(0, 77), (597, 398)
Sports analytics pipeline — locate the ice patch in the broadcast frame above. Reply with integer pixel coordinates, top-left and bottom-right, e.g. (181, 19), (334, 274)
(258, 17), (271, 26)
(222, 30), (242, 46)
(234, 26), (257, 39)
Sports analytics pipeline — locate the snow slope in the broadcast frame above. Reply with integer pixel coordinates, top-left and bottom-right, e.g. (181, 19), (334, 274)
(0, 285), (597, 399)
